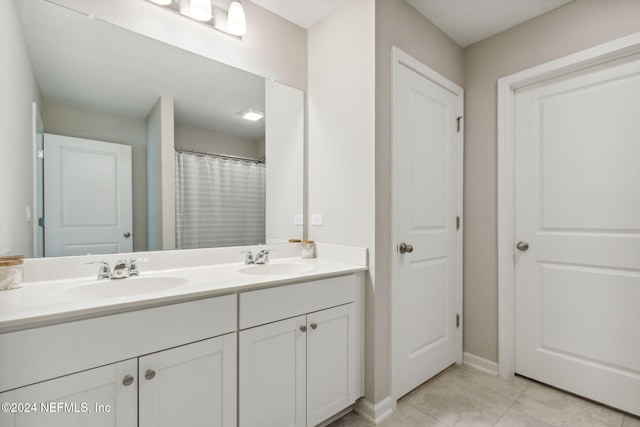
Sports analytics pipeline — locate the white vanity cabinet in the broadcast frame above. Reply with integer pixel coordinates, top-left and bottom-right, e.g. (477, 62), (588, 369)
(0, 294), (237, 427)
(139, 333), (237, 427)
(0, 359), (138, 427)
(238, 274), (363, 427)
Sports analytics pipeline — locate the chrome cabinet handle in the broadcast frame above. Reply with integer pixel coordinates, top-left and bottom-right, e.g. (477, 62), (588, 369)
(145, 369), (156, 380)
(300, 325), (307, 333)
(516, 241), (529, 251)
(310, 323), (318, 330)
(122, 375), (134, 386)
(399, 243), (414, 254)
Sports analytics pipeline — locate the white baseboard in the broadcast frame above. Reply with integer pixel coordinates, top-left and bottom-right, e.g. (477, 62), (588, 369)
(463, 352), (499, 375)
(355, 396), (395, 424)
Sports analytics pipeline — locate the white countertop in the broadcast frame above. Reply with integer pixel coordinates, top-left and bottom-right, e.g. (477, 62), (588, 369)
(0, 257), (366, 333)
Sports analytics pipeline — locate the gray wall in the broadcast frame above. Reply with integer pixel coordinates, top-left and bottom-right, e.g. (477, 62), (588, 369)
(463, 0), (640, 363)
(0, 0), (41, 257)
(373, 0), (464, 404)
(42, 100), (148, 252)
(175, 125), (261, 159)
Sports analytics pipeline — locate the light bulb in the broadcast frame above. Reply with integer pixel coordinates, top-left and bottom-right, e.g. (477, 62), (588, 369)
(190, 0), (212, 21)
(227, 0), (247, 36)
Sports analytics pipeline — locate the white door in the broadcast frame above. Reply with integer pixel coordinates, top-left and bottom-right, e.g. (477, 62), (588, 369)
(139, 334), (237, 427)
(44, 134), (133, 257)
(392, 48), (463, 398)
(514, 55), (640, 415)
(239, 316), (306, 427)
(0, 359), (137, 427)
(306, 304), (357, 426)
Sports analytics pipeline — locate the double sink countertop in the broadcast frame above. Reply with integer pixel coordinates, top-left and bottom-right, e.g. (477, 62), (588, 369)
(0, 244), (367, 333)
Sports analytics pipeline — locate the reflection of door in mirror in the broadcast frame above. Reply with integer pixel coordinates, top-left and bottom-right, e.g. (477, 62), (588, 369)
(43, 134), (133, 257)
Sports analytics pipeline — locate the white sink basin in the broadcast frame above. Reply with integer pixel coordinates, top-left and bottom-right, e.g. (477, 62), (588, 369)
(239, 263), (316, 276)
(55, 277), (188, 300)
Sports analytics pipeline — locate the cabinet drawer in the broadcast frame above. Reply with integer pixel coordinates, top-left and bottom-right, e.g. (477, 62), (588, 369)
(0, 294), (237, 392)
(240, 274), (358, 330)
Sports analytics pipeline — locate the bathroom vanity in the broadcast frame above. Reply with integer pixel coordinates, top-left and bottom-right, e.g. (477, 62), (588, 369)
(0, 245), (366, 427)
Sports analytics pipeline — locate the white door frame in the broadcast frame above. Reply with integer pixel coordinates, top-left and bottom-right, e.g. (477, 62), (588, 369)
(390, 46), (464, 398)
(497, 32), (640, 378)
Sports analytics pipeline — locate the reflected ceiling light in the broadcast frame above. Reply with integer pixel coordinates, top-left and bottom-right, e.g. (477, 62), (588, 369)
(149, 0), (172, 5)
(227, 0), (247, 36)
(190, 0), (212, 21)
(241, 109), (264, 121)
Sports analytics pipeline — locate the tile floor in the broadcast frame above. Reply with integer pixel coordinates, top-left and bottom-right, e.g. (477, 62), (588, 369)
(329, 364), (640, 427)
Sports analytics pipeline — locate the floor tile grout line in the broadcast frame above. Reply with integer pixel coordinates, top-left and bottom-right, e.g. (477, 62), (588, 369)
(400, 398), (453, 427)
(491, 379), (532, 426)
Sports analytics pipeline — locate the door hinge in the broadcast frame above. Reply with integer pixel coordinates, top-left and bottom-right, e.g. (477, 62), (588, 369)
(37, 150), (44, 159)
(38, 217), (44, 227)
(456, 216), (460, 230)
(456, 116), (463, 133)
(456, 314), (460, 328)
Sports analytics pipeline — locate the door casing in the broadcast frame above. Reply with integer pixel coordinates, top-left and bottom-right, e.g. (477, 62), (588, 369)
(497, 32), (640, 378)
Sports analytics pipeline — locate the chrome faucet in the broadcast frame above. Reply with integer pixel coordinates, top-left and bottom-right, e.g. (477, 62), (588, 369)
(241, 249), (273, 265)
(112, 259), (139, 279)
(86, 258), (139, 280)
(255, 249), (272, 265)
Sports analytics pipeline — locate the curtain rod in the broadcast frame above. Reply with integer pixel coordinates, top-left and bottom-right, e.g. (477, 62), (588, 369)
(175, 147), (265, 164)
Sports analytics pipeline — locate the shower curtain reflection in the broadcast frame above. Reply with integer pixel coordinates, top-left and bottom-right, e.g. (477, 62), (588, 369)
(175, 151), (266, 249)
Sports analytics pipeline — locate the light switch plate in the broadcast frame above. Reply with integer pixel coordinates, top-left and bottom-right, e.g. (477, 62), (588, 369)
(311, 214), (323, 226)
(294, 214), (304, 225)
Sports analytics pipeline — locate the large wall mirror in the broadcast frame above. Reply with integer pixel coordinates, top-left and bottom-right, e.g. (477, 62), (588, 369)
(15, 0), (304, 257)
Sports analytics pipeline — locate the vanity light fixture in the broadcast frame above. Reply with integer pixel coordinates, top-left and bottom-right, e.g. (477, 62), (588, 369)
(227, 1), (247, 36)
(144, 0), (246, 39)
(189, 0), (212, 21)
(241, 109), (264, 122)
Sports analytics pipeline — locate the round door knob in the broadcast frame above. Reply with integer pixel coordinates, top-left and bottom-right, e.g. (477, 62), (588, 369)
(516, 241), (529, 251)
(310, 323), (318, 330)
(300, 325), (307, 333)
(399, 243), (414, 254)
(124, 232), (131, 238)
(122, 375), (134, 386)
(145, 369), (156, 380)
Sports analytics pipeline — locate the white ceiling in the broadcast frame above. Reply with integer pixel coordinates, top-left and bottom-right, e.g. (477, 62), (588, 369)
(405, 0), (574, 47)
(253, 0), (574, 47)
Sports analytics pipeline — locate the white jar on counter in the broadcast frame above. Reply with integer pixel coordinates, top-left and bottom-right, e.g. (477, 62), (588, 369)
(0, 256), (25, 291)
(301, 240), (316, 259)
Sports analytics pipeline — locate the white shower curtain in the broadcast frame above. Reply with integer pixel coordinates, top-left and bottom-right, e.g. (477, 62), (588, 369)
(175, 152), (266, 249)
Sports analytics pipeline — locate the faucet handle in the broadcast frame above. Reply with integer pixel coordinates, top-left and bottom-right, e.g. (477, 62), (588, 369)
(240, 251), (254, 265)
(127, 258), (139, 277)
(85, 260), (111, 280)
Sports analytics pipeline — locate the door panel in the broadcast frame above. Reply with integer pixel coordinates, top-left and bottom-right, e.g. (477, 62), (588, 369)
(392, 57), (461, 398)
(306, 304), (356, 427)
(0, 359), (137, 427)
(139, 334), (237, 427)
(514, 56), (640, 415)
(239, 316), (306, 427)
(44, 134), (132, 257)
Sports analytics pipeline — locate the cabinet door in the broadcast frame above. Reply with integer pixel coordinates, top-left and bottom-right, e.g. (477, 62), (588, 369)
(239, 315), (307, 427)
(306, 303), (357, 427)
(139, 333), (237, 427)
(0, 359), (137, 427)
